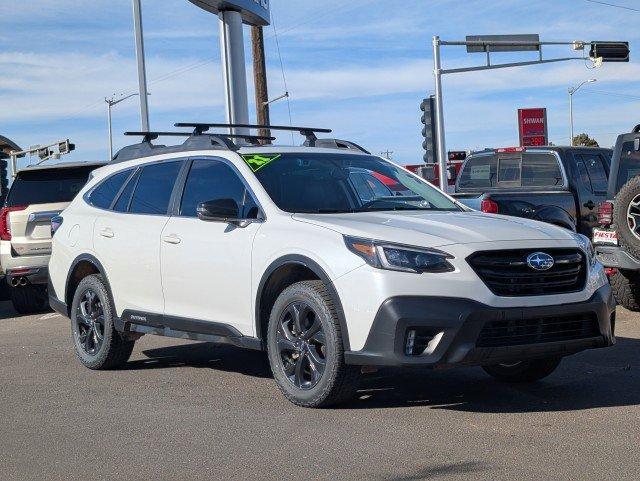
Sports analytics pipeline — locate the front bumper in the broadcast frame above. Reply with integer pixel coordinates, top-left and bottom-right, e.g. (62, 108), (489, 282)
(595, 245), (640, 270)
(344, 284), (615, 368)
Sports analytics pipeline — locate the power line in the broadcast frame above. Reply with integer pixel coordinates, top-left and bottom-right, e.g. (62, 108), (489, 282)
(584, 0), (640, 12)
(585, 89), (640, 100)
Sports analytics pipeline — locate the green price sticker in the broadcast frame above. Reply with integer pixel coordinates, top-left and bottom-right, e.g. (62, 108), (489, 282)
(242, 154), (281, 173)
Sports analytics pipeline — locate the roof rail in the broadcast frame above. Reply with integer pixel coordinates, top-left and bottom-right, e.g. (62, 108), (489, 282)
(174, 122), (332, 142)
(303, 138), (371, 154)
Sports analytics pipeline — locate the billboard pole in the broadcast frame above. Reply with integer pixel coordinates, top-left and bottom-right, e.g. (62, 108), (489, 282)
(132, 0), (150, 131)
(219, 10), (251, 136)
(432, 36), (448, 191)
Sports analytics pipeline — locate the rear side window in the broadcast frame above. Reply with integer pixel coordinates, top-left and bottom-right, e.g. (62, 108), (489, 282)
(113, 170), (139, 213)
(578, 154), (608, 193)
(6, 167), (95, 207)
(88, 169), (132, 209)
(129, 161), (182, 215)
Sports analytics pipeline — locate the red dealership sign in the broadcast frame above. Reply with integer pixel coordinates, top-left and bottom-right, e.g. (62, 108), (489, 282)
(518, 108), (548, 146)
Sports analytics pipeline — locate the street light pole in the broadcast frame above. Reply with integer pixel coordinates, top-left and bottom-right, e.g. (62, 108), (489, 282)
(132, 0), (150, 131)
(433, 36), (448, 192)
(568, 79), (596, 146)
(105, 93), (140, 160)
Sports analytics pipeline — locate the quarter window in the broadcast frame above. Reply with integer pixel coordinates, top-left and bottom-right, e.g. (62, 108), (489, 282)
(180, 159), (258, 218)
(88, 169), (132, 209)
(129, 161), (182, 215)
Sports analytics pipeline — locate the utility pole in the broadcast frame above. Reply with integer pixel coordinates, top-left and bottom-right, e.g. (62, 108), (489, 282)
(380, 150), (393, 160)
(132, 0), (150, 131)
(251, 26), (270, 142)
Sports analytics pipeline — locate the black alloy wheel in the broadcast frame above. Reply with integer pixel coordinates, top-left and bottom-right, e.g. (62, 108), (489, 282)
(73, 289), (105, 356)
(276, 301), (327, 390)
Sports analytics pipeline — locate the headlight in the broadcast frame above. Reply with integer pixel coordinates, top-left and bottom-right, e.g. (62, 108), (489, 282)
(344, 236), (454, 273)
(571, 232), (596, 266)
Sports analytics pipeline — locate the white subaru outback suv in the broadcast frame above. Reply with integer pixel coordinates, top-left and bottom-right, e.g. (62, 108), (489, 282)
(48, 125), (616, 408)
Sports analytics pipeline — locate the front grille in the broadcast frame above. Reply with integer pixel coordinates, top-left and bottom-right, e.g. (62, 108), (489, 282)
(476, 313), (600, 348)
(468, 249), (586, 297)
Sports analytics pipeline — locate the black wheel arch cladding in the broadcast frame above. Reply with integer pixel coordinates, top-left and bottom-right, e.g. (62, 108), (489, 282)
(255, 255), (351, 351)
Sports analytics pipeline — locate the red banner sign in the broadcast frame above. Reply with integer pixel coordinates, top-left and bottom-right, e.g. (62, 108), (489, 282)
(518, 108), (548, 146)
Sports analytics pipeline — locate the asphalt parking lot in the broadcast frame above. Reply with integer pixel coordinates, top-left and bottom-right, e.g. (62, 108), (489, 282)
(1, 302), (639, 481)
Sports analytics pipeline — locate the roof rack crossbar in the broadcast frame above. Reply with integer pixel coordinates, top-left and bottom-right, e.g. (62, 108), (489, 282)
(174, 122), (332, 143)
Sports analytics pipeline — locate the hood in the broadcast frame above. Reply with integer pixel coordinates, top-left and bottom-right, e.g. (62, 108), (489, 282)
(293, 210), (576, 248)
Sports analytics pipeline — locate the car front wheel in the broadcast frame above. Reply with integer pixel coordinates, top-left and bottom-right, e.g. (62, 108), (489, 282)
(267, 280), (360, 408)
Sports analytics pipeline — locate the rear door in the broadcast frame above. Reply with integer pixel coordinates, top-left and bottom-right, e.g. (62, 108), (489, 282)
(573, 152), (610, 235)
(5, 166), (95, 256)
(93, 159), (184, 315)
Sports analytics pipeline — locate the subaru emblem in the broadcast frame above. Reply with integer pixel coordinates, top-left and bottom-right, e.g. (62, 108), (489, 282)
(526, 252), (554, 271)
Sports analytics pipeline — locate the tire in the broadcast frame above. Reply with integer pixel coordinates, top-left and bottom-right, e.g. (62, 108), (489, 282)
(613, 175), (640, 259)
(267, 280), (360, 408)
(482, 357), (562, 383)
(70, 274), (134, 370)
(11, 285), (50, 314)
(610, 269), (640, 311)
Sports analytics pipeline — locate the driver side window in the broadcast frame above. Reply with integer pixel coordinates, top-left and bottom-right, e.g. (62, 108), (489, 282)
(179, 159), (259, 219)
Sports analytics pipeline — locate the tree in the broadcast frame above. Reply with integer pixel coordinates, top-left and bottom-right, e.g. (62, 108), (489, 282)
(572, 133), (599, 147)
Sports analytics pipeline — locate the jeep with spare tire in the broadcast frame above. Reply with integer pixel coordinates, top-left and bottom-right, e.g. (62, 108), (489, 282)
(593, 124), (640, 310)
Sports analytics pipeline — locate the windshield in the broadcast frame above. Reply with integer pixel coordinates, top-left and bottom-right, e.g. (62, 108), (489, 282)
(244, 153), (460, 214)
(615, 141), (640, 193)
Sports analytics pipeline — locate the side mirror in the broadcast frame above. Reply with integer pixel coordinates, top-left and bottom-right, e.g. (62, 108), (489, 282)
(197, 199), (251, 227)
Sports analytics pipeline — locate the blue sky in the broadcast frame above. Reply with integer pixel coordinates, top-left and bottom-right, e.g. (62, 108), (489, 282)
(1, 0), (639, 165)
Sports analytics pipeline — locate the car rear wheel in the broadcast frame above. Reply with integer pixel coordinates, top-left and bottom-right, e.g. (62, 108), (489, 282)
(267, 280), (360, 408)
(11, 285), (50, 314)
(71, 274), (134, 370)
(482, 357), (561, 383)
(610, 269), (640, 311)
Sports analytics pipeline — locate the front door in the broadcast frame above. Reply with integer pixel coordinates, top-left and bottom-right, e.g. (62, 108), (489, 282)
(160, 158), (262, 336)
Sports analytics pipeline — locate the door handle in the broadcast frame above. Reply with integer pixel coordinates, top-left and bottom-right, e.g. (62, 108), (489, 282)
(99, 228), (114, 238)
(162, 234), (181, 245)
(583, 200), (596, 210)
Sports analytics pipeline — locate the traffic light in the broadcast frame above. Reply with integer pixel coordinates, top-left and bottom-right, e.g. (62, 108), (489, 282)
(421, 96), (437, 164)
(58, 139), (75, 155)
(590, 41), (629, 62)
